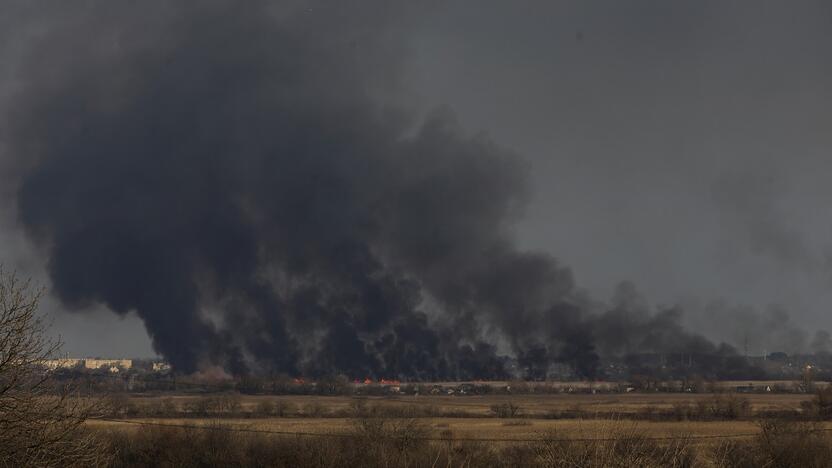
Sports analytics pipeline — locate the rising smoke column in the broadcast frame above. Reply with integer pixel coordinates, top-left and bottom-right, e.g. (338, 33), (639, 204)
(3, 1), (746, 379)
(2, 0), (598, 377)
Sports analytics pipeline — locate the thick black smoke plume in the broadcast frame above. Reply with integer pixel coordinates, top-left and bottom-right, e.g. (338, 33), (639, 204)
(2, 1), (764, 379)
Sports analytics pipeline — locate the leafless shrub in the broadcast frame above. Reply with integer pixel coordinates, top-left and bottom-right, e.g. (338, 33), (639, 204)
(490, 402), (521, 418)
(105, 393), (133, 418)
(710, 395), (751, 420)
(180, 394), (243, 417)
(533, 422), (696, 468)
(255, 399), (276, 416)
(349, 416), (431, 464)
(157, 398), (178, 417)
(712, 419), (832, 468)
(182, 397), (211, 416)
(800, 385), (832, 420)
(215, 394), (242, 414)
(273, 399), (296, 417)
(672, 402), (695, 421)
(94, 415), (832, 468)
(105, 421), (248, 467)
(0, 268), (110, 467)
(349, 398), (369, 417)
(302, 401), (326, 417)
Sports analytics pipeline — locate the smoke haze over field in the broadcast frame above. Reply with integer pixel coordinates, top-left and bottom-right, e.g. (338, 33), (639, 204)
(1, 1), (832, 377)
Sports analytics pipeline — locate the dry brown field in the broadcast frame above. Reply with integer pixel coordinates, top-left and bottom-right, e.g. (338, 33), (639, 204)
(91, 388), (829, 449)
(122, 391), (815, 417)
(86, 415), (767, 438)
(90, 416), (832, 449)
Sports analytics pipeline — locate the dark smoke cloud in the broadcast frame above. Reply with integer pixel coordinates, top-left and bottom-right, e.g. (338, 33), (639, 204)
(594, 282), (717, 358)
(2, 0), (590, 377)
(683, 299), (827, 356)
(1, 1), (771, 379)
(711, 171), (832, 279)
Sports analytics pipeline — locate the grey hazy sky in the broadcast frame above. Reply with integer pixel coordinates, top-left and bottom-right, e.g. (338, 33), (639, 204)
(2, 0), (832, 357)
(410, 1), (832, 328)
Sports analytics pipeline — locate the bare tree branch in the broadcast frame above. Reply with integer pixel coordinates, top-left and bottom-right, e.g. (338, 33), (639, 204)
(0, 267), (111, 467)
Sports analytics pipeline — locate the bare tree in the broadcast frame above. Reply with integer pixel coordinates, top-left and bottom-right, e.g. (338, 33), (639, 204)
(0, 267), (110, 467)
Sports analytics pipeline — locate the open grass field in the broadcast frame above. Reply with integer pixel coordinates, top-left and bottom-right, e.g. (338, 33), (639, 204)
(91, 386), (829, 450)
(91, 416), (815, 442)
(120, 391), (815, 417)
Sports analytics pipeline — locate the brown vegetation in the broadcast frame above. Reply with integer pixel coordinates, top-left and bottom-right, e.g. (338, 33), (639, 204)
(84, 388), (832, 466)
(8, 267), (832, 466)
(0, 268), (109, 467)
(93, 416), (832, 467)
(714, 420), (832, 468)
(101, 391), (813, 422)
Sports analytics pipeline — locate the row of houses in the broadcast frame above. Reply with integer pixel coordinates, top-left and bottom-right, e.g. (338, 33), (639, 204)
(40, 358), (169, 373)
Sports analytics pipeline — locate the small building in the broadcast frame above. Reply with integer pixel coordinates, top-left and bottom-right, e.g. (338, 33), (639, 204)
(152, 362), (171, 373)
(40, 358), (83, 370)
(84, 359), (132, 370)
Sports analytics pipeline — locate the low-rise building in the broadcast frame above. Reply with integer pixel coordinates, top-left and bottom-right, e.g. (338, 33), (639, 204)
(84, 359), (133, 370)
(41, 358), (83, 370)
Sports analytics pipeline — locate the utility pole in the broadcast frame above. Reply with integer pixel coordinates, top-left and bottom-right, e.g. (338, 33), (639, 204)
(744, 333), (749, 360)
